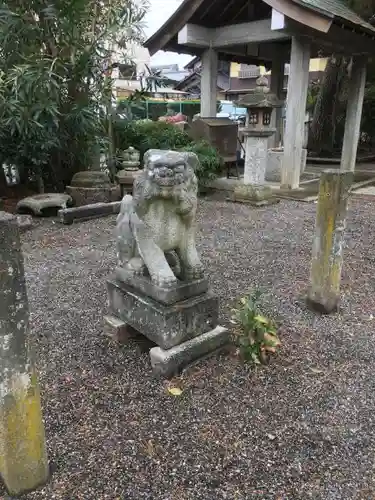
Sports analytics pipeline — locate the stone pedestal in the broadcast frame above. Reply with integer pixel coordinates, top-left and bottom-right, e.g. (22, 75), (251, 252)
(106, 278), (228, 377)
(107, 278), (218, 350)
(233, 129), (278, 206)
(116, 147), (141, 196)
(66, 171), (120, 207)
(115, 168), (141, 197)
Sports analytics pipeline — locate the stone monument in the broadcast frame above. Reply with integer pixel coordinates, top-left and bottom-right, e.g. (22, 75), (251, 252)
(105, 149), (228, 377)
(66, 170), (120, 207)
(233, 76), (283, 205)
(115, 146), (141, 197)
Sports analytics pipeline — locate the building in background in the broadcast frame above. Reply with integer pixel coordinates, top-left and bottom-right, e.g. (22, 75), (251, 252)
(112, 44), (151, 99)
(226, 58), (327, 100)
(174, 57), (230, 99)
(150, 63), (190, 84)
(167, 56), (327, 102)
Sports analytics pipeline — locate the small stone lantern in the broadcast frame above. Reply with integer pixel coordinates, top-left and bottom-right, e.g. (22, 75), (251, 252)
(121, 146), (140, 170)
(233, 76), (283, 205)
(116, 146), (141, 197)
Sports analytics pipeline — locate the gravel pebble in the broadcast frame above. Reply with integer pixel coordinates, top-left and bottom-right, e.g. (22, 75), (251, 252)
(2, 198), (375, 500)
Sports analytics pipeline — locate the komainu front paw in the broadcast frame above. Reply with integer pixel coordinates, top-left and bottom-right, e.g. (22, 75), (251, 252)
(151, 272), (178, 288)
(184, 262), (205, 281)
(126, 257), (144, 275)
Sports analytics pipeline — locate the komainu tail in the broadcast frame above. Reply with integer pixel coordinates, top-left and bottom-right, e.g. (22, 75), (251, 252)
(116, 195), (136, 267)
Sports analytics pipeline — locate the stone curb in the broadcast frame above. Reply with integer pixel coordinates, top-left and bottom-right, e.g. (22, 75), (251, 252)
(58, 201), (122, 224)
(150, 326), (229, 378)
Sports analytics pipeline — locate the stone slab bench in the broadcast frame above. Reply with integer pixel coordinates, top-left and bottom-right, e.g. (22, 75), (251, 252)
(58, 201), (121, 225)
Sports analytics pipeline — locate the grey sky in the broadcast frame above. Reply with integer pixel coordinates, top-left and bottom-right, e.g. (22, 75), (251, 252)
(144, 0), (193, 68)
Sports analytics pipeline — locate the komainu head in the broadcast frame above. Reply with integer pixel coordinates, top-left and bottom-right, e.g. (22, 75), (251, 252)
(142, 149), (199, 191)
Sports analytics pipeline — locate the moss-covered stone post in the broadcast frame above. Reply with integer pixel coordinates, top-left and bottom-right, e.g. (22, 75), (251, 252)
(0, 212), (49, 495)
(307, 170), (353, 313)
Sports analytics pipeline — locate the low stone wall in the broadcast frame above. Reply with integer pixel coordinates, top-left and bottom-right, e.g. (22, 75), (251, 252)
(266, 149), (307, 183)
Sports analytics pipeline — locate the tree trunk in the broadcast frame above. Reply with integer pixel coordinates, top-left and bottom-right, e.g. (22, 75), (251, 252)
(0, 164), (7, 196)
(308, 54), (347, 156)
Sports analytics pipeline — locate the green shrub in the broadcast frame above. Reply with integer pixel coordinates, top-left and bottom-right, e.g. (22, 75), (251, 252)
(177, 140), (223, 185)
(113, 119), (190, 159)
(113, 119), (223, 185)
(231, 290), (281, 365)
(117, 99), (222, 121)
(136, 121), (192, 153)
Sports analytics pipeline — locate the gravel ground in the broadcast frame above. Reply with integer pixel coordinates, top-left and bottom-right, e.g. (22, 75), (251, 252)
(2, 198), (375, 500)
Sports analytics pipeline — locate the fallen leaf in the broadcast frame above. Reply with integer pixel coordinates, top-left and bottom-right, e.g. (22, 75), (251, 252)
(310, 367), (324, 374)
(143, 439), (155, 457)
(267, 433), (276, 441)
(264, 346), (276, 353)
(167, 387), (182, 396)
(264, 332), (281, 347)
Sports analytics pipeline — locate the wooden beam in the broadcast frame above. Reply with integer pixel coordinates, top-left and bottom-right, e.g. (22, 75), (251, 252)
(201, 48), (218, 117)
(212, 19), (290, 47)
(281, 36), (310, 189)
(340, 57), (367, 172)
(286, 19), (375, 55)
(145, 0), (206, 55)
(270, 48), (285, 147)
(177, 24), (211, 47)
(263, 0), (332, 32)
(178, 19), (291, 49)
(271, 9), (286, 30)
(258, 43), (290, 61)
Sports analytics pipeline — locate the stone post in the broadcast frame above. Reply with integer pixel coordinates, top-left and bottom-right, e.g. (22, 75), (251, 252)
(307, 171), (353, 313)
(0, 212), (49, 495)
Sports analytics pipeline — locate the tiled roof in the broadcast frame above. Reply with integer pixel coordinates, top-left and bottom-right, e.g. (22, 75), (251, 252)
(292, 0), (375, 33)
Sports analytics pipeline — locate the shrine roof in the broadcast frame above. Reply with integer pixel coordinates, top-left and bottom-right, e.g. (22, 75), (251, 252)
(144, 0), (375, 60)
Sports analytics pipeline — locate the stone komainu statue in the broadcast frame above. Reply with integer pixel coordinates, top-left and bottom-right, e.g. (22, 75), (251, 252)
(116, 149), (205, 288)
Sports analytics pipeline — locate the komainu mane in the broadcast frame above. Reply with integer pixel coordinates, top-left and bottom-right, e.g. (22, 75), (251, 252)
(116, 149), (205, 288)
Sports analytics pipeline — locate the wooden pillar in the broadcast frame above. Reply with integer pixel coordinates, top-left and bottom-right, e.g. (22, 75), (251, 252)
(306, 170), (353, 314)
(200, 48), (218, 117)
(340, 57), (367, 172)
(270, 56), (285, 148)
(281, 37), (310, 189)
(0, 212), (49, 495)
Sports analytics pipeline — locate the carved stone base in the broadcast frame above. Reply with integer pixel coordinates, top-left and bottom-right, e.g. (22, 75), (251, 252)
(233, 184), (279, 206)
(65, 185), (120, 207)
(106, 278), (218, 350)
(115, 266), (208, 305)
(115, 168), (141, 196)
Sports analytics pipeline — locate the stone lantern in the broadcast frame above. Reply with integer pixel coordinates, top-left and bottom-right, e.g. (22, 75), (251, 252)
(116, 146), (141, 197)
(233, 75), (283, 205)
